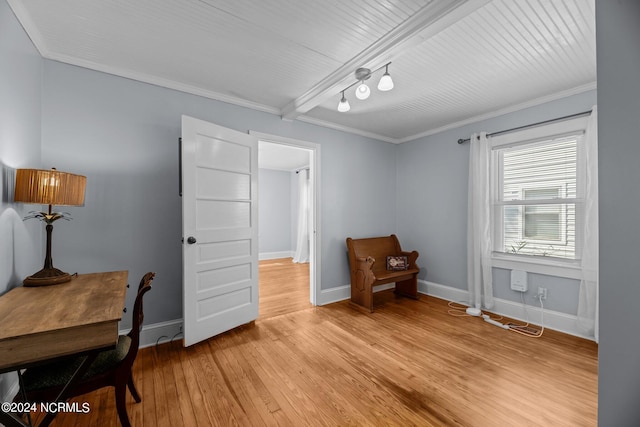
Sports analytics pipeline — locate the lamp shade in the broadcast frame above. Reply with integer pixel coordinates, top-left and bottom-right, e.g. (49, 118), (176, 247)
(355, 82), (371, 100)
(378, 72), (394, 91)
(337, 91), (351, 112)
(14, 168), (86, 206)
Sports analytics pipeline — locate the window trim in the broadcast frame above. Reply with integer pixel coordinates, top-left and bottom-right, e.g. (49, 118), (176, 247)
(489, 115), (589, 275)
(492, 252), (582, 279)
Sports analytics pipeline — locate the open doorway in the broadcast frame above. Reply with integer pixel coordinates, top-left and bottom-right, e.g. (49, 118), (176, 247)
(254, 133), (320, 320)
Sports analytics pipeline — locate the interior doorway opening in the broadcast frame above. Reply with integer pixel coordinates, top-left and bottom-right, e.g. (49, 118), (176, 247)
(254, 133), (321, 320)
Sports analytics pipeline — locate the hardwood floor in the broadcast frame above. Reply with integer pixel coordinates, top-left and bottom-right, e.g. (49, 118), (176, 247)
(27, 263), (597, 426)
(258, 258), (311, 320)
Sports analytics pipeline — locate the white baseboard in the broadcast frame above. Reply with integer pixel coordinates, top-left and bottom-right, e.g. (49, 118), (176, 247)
(316, 283), (396, 306)
(419, 280), (468, 303)
(418, 280), (594, 341)
(491, 298), (592, 340)
(317, 285), (349, 305)
(121, 318), (183, 349)
(138, 283), (592, 343)
(318, 279), (593, 341)
(259, 251), (294, 260)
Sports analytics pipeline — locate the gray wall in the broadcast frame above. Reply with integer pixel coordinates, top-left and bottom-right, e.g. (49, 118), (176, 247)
(40, 59), (398, 327)
(0, 0), (44, 399)
(596, 1), (640, 424)
(258, 168), (292, 255)
(491, 268), (579, 314)
(395, 90), (596, 314)
(7, 1), (638, 421)
(258, 168), (307, 258)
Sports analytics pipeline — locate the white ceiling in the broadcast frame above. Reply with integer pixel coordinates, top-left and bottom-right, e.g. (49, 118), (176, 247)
(8, 0), (596, 143)
(258, 141), (310, 172)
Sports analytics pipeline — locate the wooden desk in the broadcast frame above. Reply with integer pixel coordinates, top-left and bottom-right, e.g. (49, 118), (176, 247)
(0, 271), (128, 372)
(0, 271), (128, 426)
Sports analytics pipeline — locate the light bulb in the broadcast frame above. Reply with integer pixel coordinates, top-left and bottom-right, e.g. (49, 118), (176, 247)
(355, 82), (370, 100)
(378, 72), (394, 91)
(337, 92), (350, 112)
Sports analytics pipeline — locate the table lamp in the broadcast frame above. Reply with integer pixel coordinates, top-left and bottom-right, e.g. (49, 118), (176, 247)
(14, 168), (86, 286)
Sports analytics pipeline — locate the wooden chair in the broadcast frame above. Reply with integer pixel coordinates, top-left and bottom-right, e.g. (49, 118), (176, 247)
(15, 272), (155, 427)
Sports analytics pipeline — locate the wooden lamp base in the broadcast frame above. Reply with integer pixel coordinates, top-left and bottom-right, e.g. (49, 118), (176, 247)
(23, 222), (73, 287)
(23, 267), (72, 287)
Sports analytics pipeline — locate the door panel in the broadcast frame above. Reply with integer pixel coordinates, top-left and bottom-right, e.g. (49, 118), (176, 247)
(182, 115), (258, 347)
(197, 169), (250, 199)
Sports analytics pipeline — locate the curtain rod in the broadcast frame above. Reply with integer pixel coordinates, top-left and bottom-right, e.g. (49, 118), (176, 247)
(295, 167), (310, 174)
(457, 109), (593, 144)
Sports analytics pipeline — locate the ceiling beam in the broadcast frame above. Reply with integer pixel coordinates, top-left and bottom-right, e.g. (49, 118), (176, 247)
(280, 0), (493, 121)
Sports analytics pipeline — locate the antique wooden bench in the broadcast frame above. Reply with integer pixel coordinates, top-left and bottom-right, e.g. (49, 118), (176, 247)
(346, 234), (420, 312)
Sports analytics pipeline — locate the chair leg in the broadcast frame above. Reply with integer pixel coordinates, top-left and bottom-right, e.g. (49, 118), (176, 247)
(127, 375), (141, 403)
(115, 383), (132, 427)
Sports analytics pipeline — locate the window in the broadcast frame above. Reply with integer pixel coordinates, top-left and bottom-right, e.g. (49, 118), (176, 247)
(523, 187), (564, 242)
(491, 118), (587, 264)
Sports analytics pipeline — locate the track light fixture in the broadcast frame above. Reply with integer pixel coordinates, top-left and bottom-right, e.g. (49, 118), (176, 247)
(378, 64), (394, 91)
(337, 90), (350, 112)
(337, 62), (394, 112)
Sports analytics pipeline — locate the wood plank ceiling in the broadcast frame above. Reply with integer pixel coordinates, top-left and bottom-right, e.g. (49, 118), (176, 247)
(8, 0), (596, 143)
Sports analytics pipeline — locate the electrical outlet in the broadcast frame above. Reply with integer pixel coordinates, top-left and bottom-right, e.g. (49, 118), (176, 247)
(537, 287), (548, 300)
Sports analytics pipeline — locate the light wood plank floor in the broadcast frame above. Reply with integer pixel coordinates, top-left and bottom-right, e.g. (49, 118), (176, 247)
(258, 258), (311, 320)
(27, 263), (597, 426)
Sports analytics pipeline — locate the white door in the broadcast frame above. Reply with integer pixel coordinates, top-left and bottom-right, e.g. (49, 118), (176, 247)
(181, 115), (259, 347)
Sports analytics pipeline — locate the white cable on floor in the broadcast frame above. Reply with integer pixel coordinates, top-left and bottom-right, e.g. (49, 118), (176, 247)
(447, 300), (504, 322)
(448, 295), (545, 337)
(508, 294), (545, 338)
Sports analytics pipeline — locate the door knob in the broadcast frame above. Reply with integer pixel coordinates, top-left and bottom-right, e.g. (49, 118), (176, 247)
(187, 236), (197, 244)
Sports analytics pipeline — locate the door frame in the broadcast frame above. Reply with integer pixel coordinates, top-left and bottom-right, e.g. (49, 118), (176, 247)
(250, 131), (321, 305)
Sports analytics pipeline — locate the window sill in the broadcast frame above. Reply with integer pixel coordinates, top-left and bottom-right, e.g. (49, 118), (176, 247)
(491, 253), (582, 280)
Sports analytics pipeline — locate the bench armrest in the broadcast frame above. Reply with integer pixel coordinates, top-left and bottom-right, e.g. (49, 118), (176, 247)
(400, 250), (419, 270)
(355, 256), (375, 271)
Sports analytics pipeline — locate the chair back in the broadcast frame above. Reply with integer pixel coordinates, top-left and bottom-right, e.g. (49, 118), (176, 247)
(137, 271), (155, 292)
(346, 234), (403, 272)
(134, 272), (155, 328)
(124, 272), (154, 368)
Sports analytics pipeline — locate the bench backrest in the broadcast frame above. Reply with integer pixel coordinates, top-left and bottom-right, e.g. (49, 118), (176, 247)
(346, 234), (402, 272)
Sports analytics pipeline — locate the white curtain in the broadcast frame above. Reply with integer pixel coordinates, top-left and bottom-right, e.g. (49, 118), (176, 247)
(467, 132), (494, 309)
(292, 169), (309, 263)
(577, 106), (599, 341)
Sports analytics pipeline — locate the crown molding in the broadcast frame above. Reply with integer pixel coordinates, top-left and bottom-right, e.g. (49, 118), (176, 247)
(42, 52), (282, 116)
(397, 82), (598, 144)
(296, 115), (397, 144)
